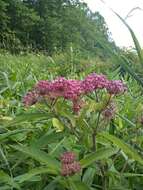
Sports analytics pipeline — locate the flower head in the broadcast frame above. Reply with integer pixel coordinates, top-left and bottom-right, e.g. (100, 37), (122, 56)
(106, 80), (127, 95)
(81, 73), (108, 93)
(36, 78), (82, 100)
(23, 91), (38, 106)
(60, 152), (76, 164)
(63, 79), (82, 100)
(35, 80), (52, 95)
(23, 73), (127, 113)
(61, 162), (81, 176)
(60, 151), (81, 176)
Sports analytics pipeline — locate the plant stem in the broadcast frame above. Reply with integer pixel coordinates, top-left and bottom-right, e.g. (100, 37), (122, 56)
(121, 159), (128, 173)
(92, 131), (96, 151)
(92, 112), (101, 151)
(109, 149), (121, 170)
(100, 165), (107, 190)
(101, 94), (112, 112)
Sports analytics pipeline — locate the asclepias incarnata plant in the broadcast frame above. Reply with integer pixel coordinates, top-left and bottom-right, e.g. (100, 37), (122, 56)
(22, 72), (127, 188)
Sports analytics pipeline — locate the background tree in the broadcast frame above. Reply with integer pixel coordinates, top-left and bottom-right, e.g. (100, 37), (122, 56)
(0, 0), (116, 55)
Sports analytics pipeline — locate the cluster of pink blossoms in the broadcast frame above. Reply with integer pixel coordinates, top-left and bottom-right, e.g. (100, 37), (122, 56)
(60, 152), (81, 176)
(23, 91), (39, 106)
(23, 73), (127, 112)
(81, 73), (108, 93)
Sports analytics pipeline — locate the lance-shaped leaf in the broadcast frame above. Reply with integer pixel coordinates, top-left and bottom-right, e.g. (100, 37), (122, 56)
(99, 132), (143, 165)
(80, 147), (118, 168)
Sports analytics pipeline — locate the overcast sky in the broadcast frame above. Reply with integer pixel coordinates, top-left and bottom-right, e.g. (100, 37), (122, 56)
(83, 0), (143, 48)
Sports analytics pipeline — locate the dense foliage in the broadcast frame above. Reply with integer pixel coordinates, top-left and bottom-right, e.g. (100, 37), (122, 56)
(0, 49), (143, 189)
(1, 1), (143, 190)
(0, 0), (115, 55)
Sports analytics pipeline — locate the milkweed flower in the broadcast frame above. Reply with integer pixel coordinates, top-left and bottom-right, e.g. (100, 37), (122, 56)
(35, 80), (52, 95)
(23, 91), (39, 106)
(61, 162), (81, 176)
(81, 73), (108, 93)
(60, 152), (76, 164)
(51, 77), (82, 100)
(35, 77), (82, 100)
(23, 73), (127, 113)
(106, 80), (127, 95)
(60, 152), (81, 176)
(63, 79), (82, 100)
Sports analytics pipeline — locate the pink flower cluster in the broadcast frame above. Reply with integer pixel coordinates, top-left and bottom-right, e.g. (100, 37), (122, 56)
(61, 152), (76, 164)
(106, 80), (127, 95)
(81, 73), (108, 93)
(23, 73), (126, 112)
(35, 77), (82, 100)
(60, 152), (81, 176)
(23, 91), (39, 107)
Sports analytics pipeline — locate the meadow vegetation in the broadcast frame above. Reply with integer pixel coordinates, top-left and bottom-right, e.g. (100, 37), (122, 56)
(0, 0), (143, 190)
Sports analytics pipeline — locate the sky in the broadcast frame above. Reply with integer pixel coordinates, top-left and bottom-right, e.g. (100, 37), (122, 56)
(82, 0), (143, 48)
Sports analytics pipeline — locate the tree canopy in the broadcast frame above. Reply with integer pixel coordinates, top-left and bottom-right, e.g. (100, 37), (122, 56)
(0, 0), (115, 55)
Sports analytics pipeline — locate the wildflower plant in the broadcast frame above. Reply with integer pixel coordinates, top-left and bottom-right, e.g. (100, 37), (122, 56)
(20, 72), (131, 189)
(1, 61), (143, 190)
(1, 9), (143, 188)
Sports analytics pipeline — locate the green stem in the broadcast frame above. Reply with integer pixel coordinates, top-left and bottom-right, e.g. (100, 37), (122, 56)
(92, 131), (96, 151)
(92, 112), (101, 151)
(100, 165), (107, 190)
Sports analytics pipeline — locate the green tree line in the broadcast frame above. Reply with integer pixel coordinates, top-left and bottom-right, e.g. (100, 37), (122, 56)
(0, 0), (115, 55)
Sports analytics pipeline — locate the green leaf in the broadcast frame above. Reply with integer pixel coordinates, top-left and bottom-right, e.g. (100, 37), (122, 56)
(120, 55), (143, 86)
(6, 112), (51, 127)
(123, 173), (143, 177)
(0, 72), (11, 89)
(100, 132), (143, 165)
(0, 170), (20, 189)
(43, 176), (61, 190)
(136, 136), (143, 143)
(0, 129), (32, 142)
(68, 179), (91, 190)
(116, 113), (136, 127)
(82, 168), (96, 186)
(80, 148), (118, 168)
(0, 170), (11, 183)
(14, 167), (57, 183)
(33, 130), (64, 148)
(49, 137), (67, 155)
(113, 11), (143, 67)
(52, 118), (64, 132)
(96, 36), (143, 86)
(11, 145), (60, 173)
(55, 101), (76, 127)
(100, 1), (143, 68)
